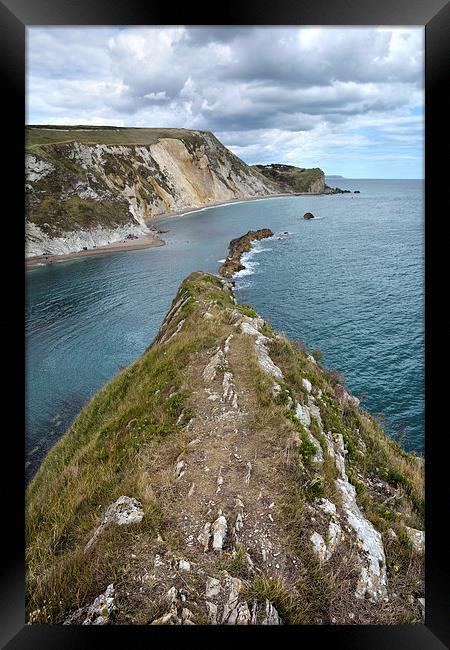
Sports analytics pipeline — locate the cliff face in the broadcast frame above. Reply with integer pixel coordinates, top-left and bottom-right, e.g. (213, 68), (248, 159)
(25, 127), (279, 257)
(26, 271), (424, 625)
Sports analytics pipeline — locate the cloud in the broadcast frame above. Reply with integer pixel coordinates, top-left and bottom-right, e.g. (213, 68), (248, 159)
(26, 26), (424, 177)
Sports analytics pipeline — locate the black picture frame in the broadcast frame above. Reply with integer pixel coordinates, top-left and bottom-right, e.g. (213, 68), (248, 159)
(2, 0), (449, 647)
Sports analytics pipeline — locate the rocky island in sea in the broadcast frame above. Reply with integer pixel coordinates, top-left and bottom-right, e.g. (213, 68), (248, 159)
(26, 262), (424, 625)
(219, 229), (274, 277)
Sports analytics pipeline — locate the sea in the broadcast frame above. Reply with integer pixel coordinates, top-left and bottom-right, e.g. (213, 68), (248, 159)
(25, 178), (424, 481)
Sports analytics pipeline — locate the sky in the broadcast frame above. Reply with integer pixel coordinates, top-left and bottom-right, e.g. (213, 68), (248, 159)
(26, 26), (424, 178)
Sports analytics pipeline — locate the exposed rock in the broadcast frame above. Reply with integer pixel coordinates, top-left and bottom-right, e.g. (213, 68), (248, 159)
(178, 559), (191, 572)
(85, 496), (144, 551)
(236, 601), (252, 624)
(206, 601), (218, 624)
(26, 128), (281, 258)
(221, 575), (245, 624)
(303, 212), (315, 219)
(219, 229), (273, 277)
(307, 432), (324, 465)
(404, 526), (425, 554)
(181, 608), (195, 624)
(317, 498), (337, 516)
(82, 584), (115, 625)
(310, 531), (328, 561)
(302, 377), (312, 393)
(206, 577), (222, 599)
(332, 434), (388, 602)
(198, 522), (212, 552)
(174, 459), (185, 479)
(262, 600), (282, 625)
(308, 401), (323, 428)
(326, 520), (342, 557)
(254, 335), (284, 380)
(212, 514), (228, 551)
(295, 402), (311, 428)
(202, 348), (224, 382)
(251, 163), (328, 196)
(222, 371), (239, 409)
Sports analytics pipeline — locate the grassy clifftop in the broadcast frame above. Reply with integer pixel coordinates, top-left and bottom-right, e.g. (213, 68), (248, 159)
(26, 271), (424, 625)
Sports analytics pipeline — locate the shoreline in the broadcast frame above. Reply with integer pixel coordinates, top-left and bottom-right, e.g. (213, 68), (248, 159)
(25, 233), (165, 268)
(148, 192), (295, 226)
(25, 190), (325, 268)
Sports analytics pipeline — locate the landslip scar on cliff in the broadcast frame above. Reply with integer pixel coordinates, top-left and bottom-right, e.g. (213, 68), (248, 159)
(25, 126), (342, 259)
(26, 265), (424, 625)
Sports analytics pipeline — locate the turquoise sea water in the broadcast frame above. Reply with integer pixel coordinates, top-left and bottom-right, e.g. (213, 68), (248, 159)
(25, 179), (424, 480)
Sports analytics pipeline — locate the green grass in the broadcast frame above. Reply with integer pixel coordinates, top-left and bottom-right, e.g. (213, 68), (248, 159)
(246, 575), (306, 624)
(25, 271), (233, 623)
(26, 269), (424, 625)
(251, 164), (325, 193)
(26, 126), (214, 149)
(236, 303), (258, 318)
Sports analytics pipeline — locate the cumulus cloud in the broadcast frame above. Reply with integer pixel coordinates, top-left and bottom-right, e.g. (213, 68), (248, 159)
(26, 26), (424, 177)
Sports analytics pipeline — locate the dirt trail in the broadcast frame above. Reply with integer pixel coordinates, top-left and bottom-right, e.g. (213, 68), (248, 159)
(168, 328), (300, 584)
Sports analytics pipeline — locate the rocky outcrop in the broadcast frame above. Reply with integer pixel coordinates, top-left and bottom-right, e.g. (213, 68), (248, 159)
(218, 228), (273, 277)
(26, 269), (424, 626)
(303, 212), (315, 220)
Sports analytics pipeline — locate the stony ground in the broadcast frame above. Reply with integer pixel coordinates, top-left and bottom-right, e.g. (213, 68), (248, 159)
(27, 272), (425, 626)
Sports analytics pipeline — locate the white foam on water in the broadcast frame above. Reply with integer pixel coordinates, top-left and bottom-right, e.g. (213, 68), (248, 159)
(232, 240), (273, 281)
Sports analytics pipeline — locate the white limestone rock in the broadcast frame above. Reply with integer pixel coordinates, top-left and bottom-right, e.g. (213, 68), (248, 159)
(331, 433), (389, 602)
(174, 459), (185, 479)
(236, 601), (252, 624)
(212, 514), (228, 551)
(198, 522), (211, 552)
(206, 600), (218, 624)
(307, 432), (324, 465)
(104, 496), (144, 526)
(221, 575), (244, 624)
(295, 402), (311, 428)
(222, 371), (238, 409)
(82, 584), (115, 625)
(326, 521), (342, 558)
(310, 531), (328, 562)
(404, 526), (425, 554)
(302, 378), (312, 393)
(203, 348), (224, 382)
(205, 577), (222, 599)
(317, 498), (337, 516)
(262, 600), (282, 625)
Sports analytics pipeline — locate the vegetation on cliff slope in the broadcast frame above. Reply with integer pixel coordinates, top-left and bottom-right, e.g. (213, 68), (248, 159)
(251, 163), (327, 193)
(26, 271), (424, 625)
